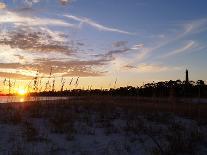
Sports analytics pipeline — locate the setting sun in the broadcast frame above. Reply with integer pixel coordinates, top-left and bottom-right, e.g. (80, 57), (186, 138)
(17, 88), (27, 96)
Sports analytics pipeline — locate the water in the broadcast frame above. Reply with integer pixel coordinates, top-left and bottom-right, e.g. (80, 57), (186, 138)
(1, 96), (207, 104)
(0, 96), (68, 103)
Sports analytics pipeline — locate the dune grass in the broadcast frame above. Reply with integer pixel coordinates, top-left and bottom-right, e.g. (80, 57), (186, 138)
(0, 96), (206, 154)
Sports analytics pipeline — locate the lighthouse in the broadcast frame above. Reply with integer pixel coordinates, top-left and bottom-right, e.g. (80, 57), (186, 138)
(186, 69), (189, 84)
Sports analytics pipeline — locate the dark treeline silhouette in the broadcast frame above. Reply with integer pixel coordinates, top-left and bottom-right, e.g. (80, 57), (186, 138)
(30, 79), (207, 98)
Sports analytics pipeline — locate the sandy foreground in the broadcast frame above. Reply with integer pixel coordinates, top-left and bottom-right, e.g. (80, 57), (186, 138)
(0, 96), (206, 155)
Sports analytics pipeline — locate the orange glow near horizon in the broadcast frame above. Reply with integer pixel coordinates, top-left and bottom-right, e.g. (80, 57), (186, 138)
(17, 88), (27, 96)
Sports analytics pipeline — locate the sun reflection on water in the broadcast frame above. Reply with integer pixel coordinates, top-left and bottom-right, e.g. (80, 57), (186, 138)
(20, 97), (25, 102)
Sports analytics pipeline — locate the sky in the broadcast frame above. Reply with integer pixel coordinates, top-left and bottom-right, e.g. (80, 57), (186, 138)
(0, 0), (207, 92)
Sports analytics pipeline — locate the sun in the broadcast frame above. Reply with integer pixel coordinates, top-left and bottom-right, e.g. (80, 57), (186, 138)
(17, 88), (27, 96)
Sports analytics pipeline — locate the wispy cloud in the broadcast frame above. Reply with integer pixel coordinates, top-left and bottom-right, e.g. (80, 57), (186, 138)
(23, 0), (41, 7)
(127, 18), (207, 64)
(64, 15), (134, 35)
(136, 64), (170, 73)
(13, 0), (74, 7)
(0, 11), (75, 27)
(124, 63), (181, 73)
(183, 18), (207, 35)
(160, 40), (197, 59)
(130, 43), (144, 50)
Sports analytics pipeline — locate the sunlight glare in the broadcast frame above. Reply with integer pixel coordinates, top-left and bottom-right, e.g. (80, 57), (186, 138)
(17, 88), (27, 96)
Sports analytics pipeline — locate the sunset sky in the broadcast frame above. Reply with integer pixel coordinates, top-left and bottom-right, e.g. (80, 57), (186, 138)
(0, 0), (207, 92)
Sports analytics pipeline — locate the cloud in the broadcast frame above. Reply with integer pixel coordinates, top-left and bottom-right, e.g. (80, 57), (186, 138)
(60, 69), (106, 77)
(137, 64), (169, 72)
(112, 41), (128, 48)
(183, 18), (207, 35)
(0, 72), (33, 80)
(0, 63), (38, 79)
(123, 63), (181, 73)
(0, 54), (110, 79)
(0, 27), (73, 55)
(130, 43), (144, 50)
(59, 0), (73, 5)
(64, 15), (134, 35)
(160, 40), (196, 59)
(0, 23), (101, 78)
(0, 68), (37, 78)
(0, 11), (75, 27)
(23, 0), (40, 7)
(123, 65), (137, 69)
(0, 2), (6, 9)
(123, 18), (207, 66)
(93, 43), (147, 70)
(0, 63), (40, 80)
(106, 48), (131, 57)
(12, 0), (74, 7)
(34, 57), (109, 74)
(0, 9), (117, 79)
(99, 42), (144, 59)
(135, 18), (207, 63)
(94, 47), (132, 64)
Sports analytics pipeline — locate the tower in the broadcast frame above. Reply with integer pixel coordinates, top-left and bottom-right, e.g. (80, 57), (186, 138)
(186, 69), (189, 84)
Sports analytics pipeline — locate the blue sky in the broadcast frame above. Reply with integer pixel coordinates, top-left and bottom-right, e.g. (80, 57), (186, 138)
(0, 0), (207, 90)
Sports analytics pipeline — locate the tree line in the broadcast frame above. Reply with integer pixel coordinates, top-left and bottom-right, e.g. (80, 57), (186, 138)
(31, 79), (207, 98)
